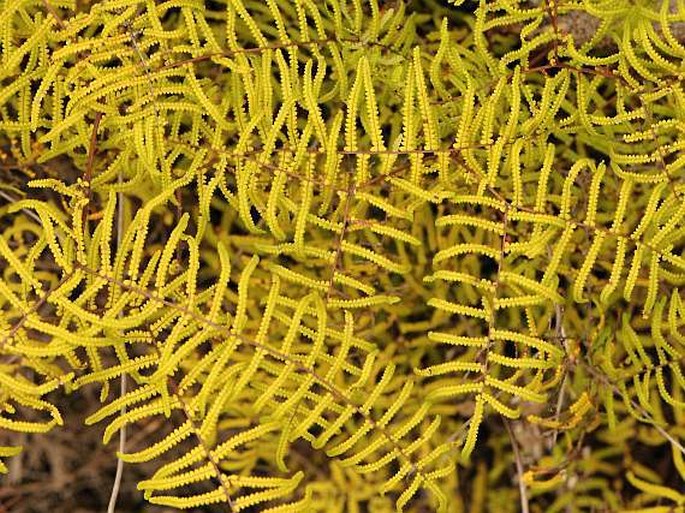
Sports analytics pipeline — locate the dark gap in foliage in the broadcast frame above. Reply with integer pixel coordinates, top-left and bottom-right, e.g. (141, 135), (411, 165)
(367, 203), (386, 222)
(100, 57), (124, 69)
(204, 0), (225, 13)
(319, 101), (332, 124)
(88, 23), (104, 39)
(307, 422), (324, 440)
(67, 281), (86, 303)
(209, 204), (223, 227)
(557, 274), (570, 296)
(166, 73), (185, 85)
(592, 263), (610, 282)
(546, 62), (564, 77)
(4, 101), (17, 121)
(277, 253), (297, 269)
(503, 340), (516, 359)
(159, 6), (182, 27)
(478, 255), (498, 281)
(584, 144), (610, 164)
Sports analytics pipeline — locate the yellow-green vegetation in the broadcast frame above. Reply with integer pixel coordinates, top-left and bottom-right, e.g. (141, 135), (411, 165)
(1, 0), (685, 511)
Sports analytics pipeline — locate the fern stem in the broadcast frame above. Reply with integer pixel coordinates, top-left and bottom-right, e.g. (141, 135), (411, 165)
(41, 0), (65, 30)
(107, 373), (127, 513)
(550, 287), (568, 451)
(0, 190), (41, 225)
(504, 420), (530, 513)
(107, 173), (127, 513)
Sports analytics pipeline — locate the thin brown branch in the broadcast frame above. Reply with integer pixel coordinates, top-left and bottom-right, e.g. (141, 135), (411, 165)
(42, 0), (66, 30)
(84, 112), (103, 223)
(0, 190), (42, 225)
(504, 420), (530, 513)
(106, 174), (127, 513)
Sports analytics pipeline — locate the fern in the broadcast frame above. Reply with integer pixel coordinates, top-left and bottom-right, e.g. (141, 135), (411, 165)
(1, 0), (685, 511)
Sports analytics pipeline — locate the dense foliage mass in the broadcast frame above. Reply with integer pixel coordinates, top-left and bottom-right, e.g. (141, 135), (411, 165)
(1, 0), (685, 511)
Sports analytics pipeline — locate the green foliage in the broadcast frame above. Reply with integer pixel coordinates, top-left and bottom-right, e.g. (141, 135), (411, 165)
(1, 0), (685, 511)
